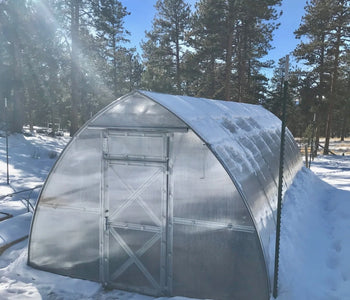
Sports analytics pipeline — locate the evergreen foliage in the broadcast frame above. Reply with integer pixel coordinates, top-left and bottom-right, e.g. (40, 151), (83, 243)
(141, 0), (191, 93)
(292, 0), (349, 148)
(185, 0), (281, 103)
(0, 0), (141, 134)
(0, 0), (348, 140)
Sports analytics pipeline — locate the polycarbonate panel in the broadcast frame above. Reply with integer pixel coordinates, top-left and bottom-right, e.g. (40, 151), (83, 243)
(90, 95), (185, 129)
(284, 131), (302, 189)
(215, 142), (273, 237)
(259, 130), (281, 184)
(29, 128), (102, 281)
(238, 134), (277, 205)
(215, 126), (301, 288)
(107, 228), (162, 295)
(170, 130), (266, 299)
(172, 131), (253, 227)
(172, 225), (267, 300)
(38, 129), (102, 210)
(106, 162), (165, 229)
(106, 132), (166, 161)
(29, 206), (100, 281)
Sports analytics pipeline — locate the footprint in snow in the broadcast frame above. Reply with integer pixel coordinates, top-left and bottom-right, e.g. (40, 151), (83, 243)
(7, 288), (28, 294)
(326, 254), (339, 270)
(326, 275), (338, 292)
(332, 240), (342, 253)
(341, 270), (349, 282)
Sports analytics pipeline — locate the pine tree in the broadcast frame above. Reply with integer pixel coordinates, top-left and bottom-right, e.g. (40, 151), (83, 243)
(323, 0), (349, 153)
(265, 58), (303, 136)
(93, 0), (132, 97)
(231, 0), (281, 103)
(142, 0), (191, 94)
(0, 0), (137, 134)
(185, 0), (226, 98)
(294, 0), (349, 153)
(0, 0), (29, 132)
(188, 0), (281, 102)
(333, 51), (350, 141)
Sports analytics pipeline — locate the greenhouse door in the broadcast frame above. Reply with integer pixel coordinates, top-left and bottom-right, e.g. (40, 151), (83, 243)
(101, 130), (172, 296)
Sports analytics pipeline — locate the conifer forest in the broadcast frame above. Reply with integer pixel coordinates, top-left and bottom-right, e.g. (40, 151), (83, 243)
(0, 0), (349, 152)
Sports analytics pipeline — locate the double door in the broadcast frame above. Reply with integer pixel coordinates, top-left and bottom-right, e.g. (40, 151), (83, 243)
(101, 130), (173, 296)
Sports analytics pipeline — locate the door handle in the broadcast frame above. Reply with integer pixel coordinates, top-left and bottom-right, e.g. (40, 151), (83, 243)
(105, 216), (109, 231)
(105, 209), (109, 231)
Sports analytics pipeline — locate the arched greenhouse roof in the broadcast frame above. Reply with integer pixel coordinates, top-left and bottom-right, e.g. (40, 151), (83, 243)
(29, 90), (302, 300)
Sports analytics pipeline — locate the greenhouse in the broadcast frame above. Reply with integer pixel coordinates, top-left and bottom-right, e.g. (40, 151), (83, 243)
(28, 90), (302, 300)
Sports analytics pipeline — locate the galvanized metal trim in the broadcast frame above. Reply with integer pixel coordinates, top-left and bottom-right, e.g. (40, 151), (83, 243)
(107, 131), (165, 137)
(39, 203), (100, 214)
(173, 217), (255, 233)
(99, 131), (105, 283)
(88, 125), (188, 133)
(102, 139), (110, 285)
(109, 221), (161, 233)
(160, 138), (168, 293)
(165, 134), (173, 294)
(104, 154), (168, 164)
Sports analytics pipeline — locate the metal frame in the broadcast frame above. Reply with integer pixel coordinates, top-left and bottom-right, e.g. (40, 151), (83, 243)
(88, 125), (188, 133)
(165, 134), (173, 294)
(173, 217), (255, 234)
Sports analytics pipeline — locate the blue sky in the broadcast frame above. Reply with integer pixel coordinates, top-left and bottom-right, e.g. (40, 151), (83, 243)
(120, 0), (307, 75)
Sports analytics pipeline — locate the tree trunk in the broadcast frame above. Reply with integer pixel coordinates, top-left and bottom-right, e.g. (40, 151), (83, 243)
(10, 3), (25, 133)
(209, 54), (215, 98)
(324, 25), (341, 154)
(342, 75), (350, 141)
(324, 73), (335, 155)
(312, 32), (326, 155)
(175, 17), (181, 93)
(314, 114), (321, 157)
(340, 116), (346, 142)
(112, 34), (117, 97)
(128, 53), (133, 92)
(11, 44), (25, 133)
(70, 0), (80, 137)
(241, 21), (249, 101)
(224, 2), (234, 101)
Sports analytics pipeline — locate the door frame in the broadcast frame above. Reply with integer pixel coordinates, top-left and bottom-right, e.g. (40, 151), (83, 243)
(99, 128), (174, 296)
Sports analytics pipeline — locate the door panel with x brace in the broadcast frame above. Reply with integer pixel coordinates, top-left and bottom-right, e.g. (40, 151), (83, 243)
(102, 131), (171, 296)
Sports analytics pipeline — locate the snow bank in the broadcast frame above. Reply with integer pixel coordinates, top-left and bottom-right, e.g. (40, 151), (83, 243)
(0, 213), (31, 250)
(274, 167), (350, 300)
(0, 241), (101, 299)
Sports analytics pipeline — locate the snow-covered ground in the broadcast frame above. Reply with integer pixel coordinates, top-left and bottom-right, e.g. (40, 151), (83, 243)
(275, 167), (350, 300)
(0, 134), (349, 299)
(310, 155), (350, 191)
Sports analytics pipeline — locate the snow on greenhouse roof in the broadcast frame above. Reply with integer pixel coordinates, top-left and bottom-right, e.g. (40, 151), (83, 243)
(137, 90), (288, 182)
(137, 90), (302, 289)
(139, 90), (281, 146)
